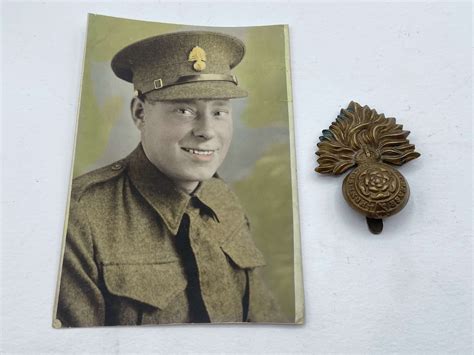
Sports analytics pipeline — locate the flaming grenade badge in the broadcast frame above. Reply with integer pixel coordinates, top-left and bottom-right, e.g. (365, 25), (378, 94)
(188, 46), (207, 72)
(315, 102), (420, 234)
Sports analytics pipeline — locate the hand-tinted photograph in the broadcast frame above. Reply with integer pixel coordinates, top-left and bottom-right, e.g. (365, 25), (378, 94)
(53, 14), (303, 327)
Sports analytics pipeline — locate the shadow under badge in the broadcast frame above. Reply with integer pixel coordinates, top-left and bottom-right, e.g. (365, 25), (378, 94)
(315, 101), (421, 234)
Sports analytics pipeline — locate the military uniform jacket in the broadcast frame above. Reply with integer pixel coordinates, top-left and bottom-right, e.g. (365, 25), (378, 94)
(56, 145), (281, 327)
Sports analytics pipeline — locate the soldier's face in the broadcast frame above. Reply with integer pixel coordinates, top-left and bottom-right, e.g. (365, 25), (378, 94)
(133, 98), (233, 192)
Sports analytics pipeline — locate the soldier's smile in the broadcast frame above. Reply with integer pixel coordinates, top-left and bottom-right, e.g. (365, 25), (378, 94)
(181, 147), (217, 161)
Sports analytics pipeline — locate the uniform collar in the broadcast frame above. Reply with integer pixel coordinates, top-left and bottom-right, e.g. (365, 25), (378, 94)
(126, 144), (225, 234)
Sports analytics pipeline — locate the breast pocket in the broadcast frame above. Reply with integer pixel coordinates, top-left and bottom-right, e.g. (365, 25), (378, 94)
(102, 259), (188, 325)
(217, 227), (267, 322)
(220, 226), (266, 270)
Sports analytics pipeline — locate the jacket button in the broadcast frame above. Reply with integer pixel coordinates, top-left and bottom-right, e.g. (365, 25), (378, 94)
(52, 319), (62, 329)
(111, 162), (123, 171)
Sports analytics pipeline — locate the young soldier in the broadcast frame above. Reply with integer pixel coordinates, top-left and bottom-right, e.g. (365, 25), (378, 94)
(55, 31), (282, 327)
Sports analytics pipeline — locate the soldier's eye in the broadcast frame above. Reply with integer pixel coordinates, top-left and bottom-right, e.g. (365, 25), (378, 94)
(214, 110), (229, 117)
(177, 108), (195, 115)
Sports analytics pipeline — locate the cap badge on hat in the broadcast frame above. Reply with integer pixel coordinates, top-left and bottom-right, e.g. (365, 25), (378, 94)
(188, 46), (207, 71)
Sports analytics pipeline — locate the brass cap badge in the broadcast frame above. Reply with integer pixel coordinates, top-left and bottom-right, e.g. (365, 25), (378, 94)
(188, 46), (207, 71)
(315, 102), (420, 234)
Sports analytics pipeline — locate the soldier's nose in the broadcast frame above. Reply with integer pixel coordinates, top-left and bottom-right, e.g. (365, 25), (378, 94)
(192, 113), (216, 140)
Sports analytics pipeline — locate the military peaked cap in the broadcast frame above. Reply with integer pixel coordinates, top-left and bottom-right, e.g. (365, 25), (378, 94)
(111, 31), (248, 100)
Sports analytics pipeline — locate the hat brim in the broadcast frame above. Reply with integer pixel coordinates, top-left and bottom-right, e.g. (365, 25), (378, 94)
(144, 81), (248, 101)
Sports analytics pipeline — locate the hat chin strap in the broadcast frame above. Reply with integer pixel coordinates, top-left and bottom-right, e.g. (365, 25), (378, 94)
(139, 74), (239, 95)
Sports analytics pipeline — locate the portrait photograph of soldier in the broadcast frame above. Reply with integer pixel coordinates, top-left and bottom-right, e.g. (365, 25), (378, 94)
(53, 14), (303, 327)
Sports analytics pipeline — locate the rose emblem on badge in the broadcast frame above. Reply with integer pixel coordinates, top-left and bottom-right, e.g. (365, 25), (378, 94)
(359, 165), (396, 200)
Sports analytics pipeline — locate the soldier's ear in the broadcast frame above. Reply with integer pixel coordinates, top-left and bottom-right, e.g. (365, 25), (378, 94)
(131, 97), (146, 130)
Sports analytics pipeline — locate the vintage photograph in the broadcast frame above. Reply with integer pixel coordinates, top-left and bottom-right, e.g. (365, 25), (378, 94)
(53, 14), (303, 327)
